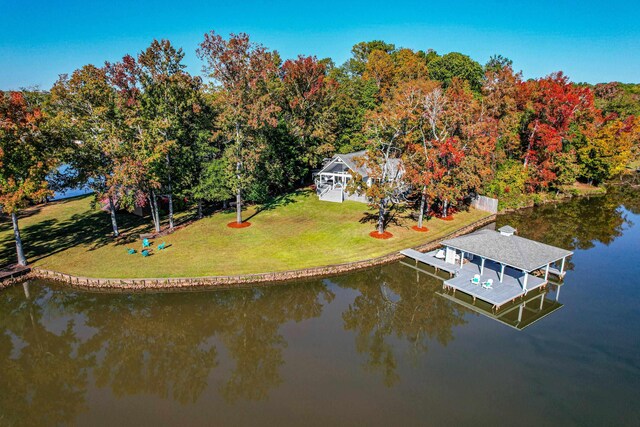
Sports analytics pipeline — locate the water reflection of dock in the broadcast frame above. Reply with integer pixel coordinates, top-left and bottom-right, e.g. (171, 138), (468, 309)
(437, 287), (563, 330)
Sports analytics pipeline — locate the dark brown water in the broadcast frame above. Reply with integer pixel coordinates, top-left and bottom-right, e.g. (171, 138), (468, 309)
(2, 187), (640, 426)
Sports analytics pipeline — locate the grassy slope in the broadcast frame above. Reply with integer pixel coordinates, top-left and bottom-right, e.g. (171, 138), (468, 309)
(0, 191), (490, 278)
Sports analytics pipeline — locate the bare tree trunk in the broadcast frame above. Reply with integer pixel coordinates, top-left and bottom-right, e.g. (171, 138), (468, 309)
(443, 199), (449, 218)
(152, 192), (161, 233)
(523, 124), (537, 167)
(378, 199), (386, 234)
(235, 123), (243, 224)
(148, 195), (156, 230)
(11, 212), (27, 266)
(418, 189), (426, 229)
(149, 191), (161, 233)
(223, 200), (229, 210)
(167, 192), (174, 229)
(197, 199), (203, 219)
(236, 185), (242, 224)
(166, 154), (174, 230)
(108, 196), (119, 237)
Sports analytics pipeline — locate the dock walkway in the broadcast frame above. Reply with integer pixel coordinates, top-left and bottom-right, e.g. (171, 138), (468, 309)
(0, 265), (31, 285)
(399, 249), (459, 275)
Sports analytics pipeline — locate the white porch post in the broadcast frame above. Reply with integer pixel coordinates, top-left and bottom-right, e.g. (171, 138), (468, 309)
(560, 257), (566, 275)
(523, 271), (529, 291)
(480, 258), (485, 276)
(500, 263), (505, 283)
(539, 293), (545, 310)
(460, 252), (464, 268)
(545, 263), (550, 281)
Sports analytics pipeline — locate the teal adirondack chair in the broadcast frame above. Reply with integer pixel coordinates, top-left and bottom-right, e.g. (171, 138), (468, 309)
(142, 238), (151, 248)
(127, 248), (136, 255)
(470, 274), (480, 285)
(482, 278), (494, 289)
(158, 242), (166, 250)
(141, 249), (150, 257)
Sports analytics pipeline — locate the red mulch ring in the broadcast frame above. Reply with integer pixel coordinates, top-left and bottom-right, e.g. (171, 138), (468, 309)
(369, 230), (394, 239)
(227, 221), (252, 228)
(439, 215), (455, 221)
(411, 225), (429, 232)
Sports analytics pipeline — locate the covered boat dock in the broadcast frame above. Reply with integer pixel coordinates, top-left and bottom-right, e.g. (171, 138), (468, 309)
(402, 225), (573, 310)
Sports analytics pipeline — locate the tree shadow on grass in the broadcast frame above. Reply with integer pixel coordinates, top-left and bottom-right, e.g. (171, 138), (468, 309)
(244, 189), (312, 222)
(0, 209), (45, 234)
(0, 205), (150, 266)
(359, 209), (404, 230)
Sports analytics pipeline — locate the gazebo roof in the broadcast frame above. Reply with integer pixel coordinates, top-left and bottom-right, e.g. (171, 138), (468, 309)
(441, 228), (573, 272)
(319, 150), (402, 179)
(335, 150), (368, 176)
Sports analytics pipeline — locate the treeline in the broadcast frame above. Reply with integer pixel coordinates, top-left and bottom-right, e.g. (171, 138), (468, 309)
(2, 33), (639, 263)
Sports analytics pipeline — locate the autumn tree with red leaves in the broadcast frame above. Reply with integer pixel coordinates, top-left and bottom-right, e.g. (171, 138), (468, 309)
(402, 80), (445, 229)
(281, 55), (338, 171)
(520, 72), (596, 190)
(0, 91), (58, 265)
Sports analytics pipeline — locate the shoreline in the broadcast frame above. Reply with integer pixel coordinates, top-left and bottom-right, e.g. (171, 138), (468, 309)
(1, 184), (610, 293)
(2, 215), (497, 292)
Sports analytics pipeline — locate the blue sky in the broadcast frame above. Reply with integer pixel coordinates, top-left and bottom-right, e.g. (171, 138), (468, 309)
(1, 0), (638, 89)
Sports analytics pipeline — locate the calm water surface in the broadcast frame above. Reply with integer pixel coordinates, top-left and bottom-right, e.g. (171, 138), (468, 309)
(1, 187), (639, 426)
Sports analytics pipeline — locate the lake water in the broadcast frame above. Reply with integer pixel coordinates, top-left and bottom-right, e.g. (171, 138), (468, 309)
(1, 187), (639, 426)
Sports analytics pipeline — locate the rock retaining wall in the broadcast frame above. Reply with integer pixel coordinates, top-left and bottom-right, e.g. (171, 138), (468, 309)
(8, 215), (496, 292)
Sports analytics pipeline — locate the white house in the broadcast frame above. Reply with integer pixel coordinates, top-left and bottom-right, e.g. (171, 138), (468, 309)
(314, 150), (402, 203)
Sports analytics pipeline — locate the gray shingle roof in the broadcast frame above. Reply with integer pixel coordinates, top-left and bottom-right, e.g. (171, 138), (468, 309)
(320, 150), (403, 180)
(441, 228), (573, 272)
(336, 150), (368, 177)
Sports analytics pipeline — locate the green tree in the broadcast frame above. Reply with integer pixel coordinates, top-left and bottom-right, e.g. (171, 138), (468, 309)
(138, 39), (203, 229)
(198, 31), (281, 225)
(346, 40), (396, 76)
(428, 52), (484, 92)
(49, 65), (123, 236)
(484, 54), (513, 73)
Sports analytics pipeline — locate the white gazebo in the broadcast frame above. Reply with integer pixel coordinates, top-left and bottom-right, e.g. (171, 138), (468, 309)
(314, 151), (370, 203)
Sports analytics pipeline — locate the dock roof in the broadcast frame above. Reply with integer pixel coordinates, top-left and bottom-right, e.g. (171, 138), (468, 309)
(441, 228), (573, 272)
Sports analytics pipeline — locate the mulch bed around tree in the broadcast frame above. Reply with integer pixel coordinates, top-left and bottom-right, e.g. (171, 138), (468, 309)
(227, 221), (252, 229)
(439, 215), (455, 221)
(369, 230), (394, 239)
(411, 225), (429, 232)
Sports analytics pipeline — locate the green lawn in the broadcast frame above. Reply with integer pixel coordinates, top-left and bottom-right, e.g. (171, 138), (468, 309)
(0, 190), (490, 278)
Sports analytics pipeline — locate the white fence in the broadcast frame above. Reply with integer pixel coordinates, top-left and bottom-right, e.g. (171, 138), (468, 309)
(471, 195), (499, 213)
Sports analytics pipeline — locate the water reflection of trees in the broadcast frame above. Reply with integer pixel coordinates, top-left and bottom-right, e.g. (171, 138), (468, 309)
(215, 283), (334, 402)
(498, 186), (640, 257)
(0, 284), (90, 427)
(0, 280), (334, 422)
(334, 264), (467, 386)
